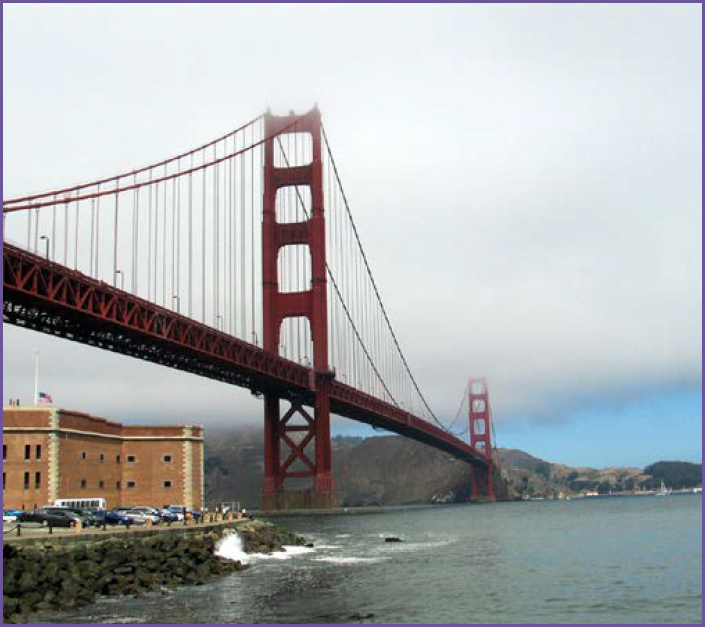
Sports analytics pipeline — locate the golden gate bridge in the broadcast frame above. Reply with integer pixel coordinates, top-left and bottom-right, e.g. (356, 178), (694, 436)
(3, 107), (496, 509)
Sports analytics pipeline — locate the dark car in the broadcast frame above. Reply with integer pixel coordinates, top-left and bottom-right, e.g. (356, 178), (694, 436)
(18, 508), (82, 528)
(155, 508), (178, 523)
(104, 510), (132, 525)
(65, 508), (103, 527)
(43, 507), (92, 527)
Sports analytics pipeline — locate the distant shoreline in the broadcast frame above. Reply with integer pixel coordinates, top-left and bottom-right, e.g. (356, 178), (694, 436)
(256, 490), (703, 516)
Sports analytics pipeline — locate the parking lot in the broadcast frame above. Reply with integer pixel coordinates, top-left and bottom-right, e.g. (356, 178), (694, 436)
(3, 516), (243, 545)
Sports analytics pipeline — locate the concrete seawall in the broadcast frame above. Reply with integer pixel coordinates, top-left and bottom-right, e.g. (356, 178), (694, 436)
(3, 519), (306, 624)
(3, 517), (244, 546)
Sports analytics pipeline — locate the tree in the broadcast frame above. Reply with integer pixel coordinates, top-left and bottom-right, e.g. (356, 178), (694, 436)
(535, 461), (552, 480)
(644, 461), (702, 489)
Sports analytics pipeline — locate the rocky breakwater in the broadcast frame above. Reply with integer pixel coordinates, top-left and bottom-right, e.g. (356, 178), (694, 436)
(3, 520), (307, 624)
(236, 519), (309, 554)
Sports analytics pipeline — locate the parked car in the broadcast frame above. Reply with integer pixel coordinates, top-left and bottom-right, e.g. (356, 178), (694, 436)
(65, 508), (104, 527)
(166, 505), (202, 522)
(131, 507), (163, 523)
(3, 509), (22, 523)
(103, 510), (132, 526)
(156, 508), (179, 523)
(166, 506), (185, 521)
(43, 507), (92, 527)
(18, 508), (82, 528)
(121, 507), (161, 525)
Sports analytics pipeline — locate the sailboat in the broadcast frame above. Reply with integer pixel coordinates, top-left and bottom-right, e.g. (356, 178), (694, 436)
(655, 480), (671, 496)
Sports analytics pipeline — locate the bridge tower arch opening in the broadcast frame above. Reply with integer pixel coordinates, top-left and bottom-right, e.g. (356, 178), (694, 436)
(261, 107), (336, 510)
(468, 377), (495, 502)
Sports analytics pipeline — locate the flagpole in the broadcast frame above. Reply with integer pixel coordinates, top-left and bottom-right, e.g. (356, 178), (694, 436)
(34, 351), (39, 407)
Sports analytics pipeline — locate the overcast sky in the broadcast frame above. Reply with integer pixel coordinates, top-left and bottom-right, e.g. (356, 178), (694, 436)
(3, 4), (701, 467)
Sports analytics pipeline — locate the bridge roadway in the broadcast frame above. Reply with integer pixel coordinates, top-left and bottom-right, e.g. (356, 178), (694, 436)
(3, 243), (488, 468)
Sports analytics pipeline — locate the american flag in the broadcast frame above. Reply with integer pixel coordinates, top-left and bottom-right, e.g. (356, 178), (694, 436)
(38, 391), (53, 403)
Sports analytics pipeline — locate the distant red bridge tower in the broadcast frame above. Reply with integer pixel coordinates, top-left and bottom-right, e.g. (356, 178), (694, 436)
(468, 377), (495, 502)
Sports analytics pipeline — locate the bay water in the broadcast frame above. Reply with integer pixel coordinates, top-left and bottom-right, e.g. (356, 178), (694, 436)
(44, 494), (701, 624)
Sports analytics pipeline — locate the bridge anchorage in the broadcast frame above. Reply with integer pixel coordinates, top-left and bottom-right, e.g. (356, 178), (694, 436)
(2, 105), (498, 510)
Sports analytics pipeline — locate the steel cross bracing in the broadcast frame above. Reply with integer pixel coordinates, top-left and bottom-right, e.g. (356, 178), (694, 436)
(3, 107), (494, 508)
(3, 243), (485, 465)
(3, 242), (485, 463)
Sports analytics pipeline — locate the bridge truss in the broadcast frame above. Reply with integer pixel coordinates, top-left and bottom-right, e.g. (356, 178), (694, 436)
(3, 107), (495, 508)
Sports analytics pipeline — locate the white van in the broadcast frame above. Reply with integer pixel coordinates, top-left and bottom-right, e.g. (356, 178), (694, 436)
(53, 498), (106, 511)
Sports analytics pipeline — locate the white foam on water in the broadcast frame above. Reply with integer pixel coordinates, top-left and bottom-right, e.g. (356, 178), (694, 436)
(312, 556), (386, 565)
(314, 544), (341, 550)
(215, 533), (315, 564)
(215, 532), (250, 563)
(255, 545), (316, 560)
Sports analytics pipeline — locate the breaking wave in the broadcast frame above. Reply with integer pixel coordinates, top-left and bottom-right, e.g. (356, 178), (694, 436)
(215, 533), (315, 564)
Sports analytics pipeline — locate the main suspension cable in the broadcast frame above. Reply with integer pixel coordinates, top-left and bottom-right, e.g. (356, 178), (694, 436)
(275, 134), (398, 405)
(321, 123), (445, 429)
(3, 114), (304, 213)
(3, 115), (264, 207)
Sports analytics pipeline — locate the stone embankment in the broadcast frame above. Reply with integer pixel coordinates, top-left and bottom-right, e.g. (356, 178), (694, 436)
(3, 519), (306, 624)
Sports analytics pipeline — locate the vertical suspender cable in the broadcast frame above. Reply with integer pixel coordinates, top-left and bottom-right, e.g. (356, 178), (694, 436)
(202, 150), (206, 323)
(213, 144), (218, 325)
(74, 194), (79, 269)
(240, 135), (246, 340)
(113, 187), (119, 285)
(52, 194), (58, 263)
(176, 161), (181, 307)
(89, 198), (95, 274)
(188, 155), (193, 319)
(250, 123), (256, 343)
(34, 207), (39, 255)
(148, 172), (152, 300)
(154, 180), (159, 301)
(162, 166), (167, 306)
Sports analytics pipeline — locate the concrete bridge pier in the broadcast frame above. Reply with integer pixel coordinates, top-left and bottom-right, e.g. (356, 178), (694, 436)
(470, 462), (496, 503)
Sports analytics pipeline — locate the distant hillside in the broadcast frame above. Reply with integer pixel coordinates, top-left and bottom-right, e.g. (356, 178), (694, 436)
(204, 427), (362, 508)
(495, 450), (701, 498)
(335, 435), (509, 506)
(643, 461), (703, 490)
(203, 430), (702, 508)
(204, 427), (264, 508)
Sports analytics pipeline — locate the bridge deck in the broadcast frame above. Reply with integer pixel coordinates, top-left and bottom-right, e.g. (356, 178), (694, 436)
(3, 243), (487, 467)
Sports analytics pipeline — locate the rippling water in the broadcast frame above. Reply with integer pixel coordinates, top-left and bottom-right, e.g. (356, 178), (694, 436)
(45, 494), (701, 624)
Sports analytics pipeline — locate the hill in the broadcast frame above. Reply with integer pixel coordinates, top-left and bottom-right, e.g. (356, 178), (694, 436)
(203, 430), (702, 508)
(642, 461), (703, 490)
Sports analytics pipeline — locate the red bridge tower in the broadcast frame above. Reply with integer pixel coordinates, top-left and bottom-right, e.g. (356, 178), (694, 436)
(468, 377), (495, 502)
(261, 108), (336, 510)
